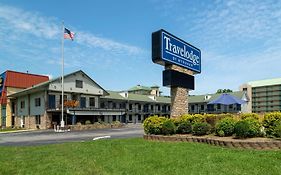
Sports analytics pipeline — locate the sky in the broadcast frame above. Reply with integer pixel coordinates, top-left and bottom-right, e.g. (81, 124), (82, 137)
(0, 0), (281, 95)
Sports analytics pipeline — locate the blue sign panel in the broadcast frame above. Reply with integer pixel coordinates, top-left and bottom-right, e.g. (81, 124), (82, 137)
(0, 72), (5, 94)
(152, 30), (201, 73)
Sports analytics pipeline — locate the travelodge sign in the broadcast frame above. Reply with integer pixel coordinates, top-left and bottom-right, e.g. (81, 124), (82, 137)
(152, 29), (201, 73)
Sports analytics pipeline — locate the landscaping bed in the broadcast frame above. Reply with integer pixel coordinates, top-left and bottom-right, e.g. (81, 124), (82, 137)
(69, 121), (125, 131)
(144, 134), (281, 150)
(143, 112), (281, 150)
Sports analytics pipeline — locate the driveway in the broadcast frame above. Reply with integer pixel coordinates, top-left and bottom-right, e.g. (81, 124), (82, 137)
(0, 124), (144, 146)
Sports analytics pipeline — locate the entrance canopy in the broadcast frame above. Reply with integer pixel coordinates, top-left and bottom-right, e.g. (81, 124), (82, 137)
(207, 93), (246, 105)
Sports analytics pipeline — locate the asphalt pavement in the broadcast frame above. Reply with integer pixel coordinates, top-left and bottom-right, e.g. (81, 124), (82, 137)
(0, 124), (144, 146)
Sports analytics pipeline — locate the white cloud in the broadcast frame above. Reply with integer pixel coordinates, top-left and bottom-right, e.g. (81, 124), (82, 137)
(76, 32), (143, 55)
(0, 5), (59, 39)
(0, 4), (144, 58)
(152, 0), (281, 95)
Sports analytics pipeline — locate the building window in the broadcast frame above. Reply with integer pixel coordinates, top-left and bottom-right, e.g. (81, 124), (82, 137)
(191, 105), (195, 110)
(35, 98), (41, 107)
(113, 115), (116, 121)
(229, 104), (233, 109)
(217, 104), (221, 110)
(35, 115), (41, 125)
(151, 105), (154, 110)
(101, 116), (105, 122)
(89, 97), (95, 107)
(158, 105), (161, 111)
(129, 115), (132, 121)
(243, 88), (247, 91)
(138, 104), (141, 110)
(138, 115), (141, 120)
(200, 105), (204, 110)
(80, 97), (86, 108)
(100, 102), (105, 108)
(59, 95), (67, 104)
(112, 102), (116, 109)
(20, 101), (25, 109)
(129, 104), (132, 110)
(48, 95), (56, 109)
(120, 103), (126, 109)
(75, 80), (83, 88)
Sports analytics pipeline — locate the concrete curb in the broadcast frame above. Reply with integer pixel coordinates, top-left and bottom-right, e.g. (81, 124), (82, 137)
(0, 129), (37, 134)
(143, 134), (281, 150)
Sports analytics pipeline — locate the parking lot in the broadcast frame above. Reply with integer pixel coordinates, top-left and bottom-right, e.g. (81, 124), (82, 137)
(0, 124), (144, 146)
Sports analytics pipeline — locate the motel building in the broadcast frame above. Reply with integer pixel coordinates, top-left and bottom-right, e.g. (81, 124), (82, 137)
(240, 77), (281, 113)
(8, 70), (125, 129)
(8, 70), (171, 129)
(188, 91), (249, 114)
(0, 70), (49, 127)
(4, 69), (280, 130)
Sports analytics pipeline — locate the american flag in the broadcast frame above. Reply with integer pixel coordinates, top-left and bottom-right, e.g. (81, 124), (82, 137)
(64, 28), (75, 40)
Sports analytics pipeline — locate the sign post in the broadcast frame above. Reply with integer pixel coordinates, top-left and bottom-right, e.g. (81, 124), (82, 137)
(152, 29), (201, 117)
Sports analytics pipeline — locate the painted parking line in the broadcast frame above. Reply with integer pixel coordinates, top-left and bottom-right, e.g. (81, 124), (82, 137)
(93, 135), (111, 141)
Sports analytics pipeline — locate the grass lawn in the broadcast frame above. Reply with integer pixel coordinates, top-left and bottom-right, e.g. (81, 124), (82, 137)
(0, 138), (280, 175)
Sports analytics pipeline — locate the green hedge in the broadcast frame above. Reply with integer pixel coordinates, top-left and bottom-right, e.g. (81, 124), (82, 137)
(263, 112), (281, 137)
(161, 119), (176, 135)
(176, 121), (192, 134)
(234, 118), (261, 138)
(192, 122), (211, 136)
(215, 117), (236, 137)
(143, 115), (167, 135)
(143, 112), (281, 138)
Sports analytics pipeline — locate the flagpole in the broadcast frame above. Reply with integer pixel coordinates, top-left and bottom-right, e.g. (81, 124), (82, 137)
(61, 21), (65, 128)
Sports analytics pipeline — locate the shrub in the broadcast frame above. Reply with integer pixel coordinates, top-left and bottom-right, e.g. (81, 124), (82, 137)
(176, 121), (192, 134)
(263, 112), (281, 137)
(112, 121), (121, 124)
(171, 118), (181, 127)
(234, 118), (261, 138)
(272, 123), (281, 138)
(180, 114), (205, 124)
(143, 116), (167, 135)
(204, 114), (219, 133)
(216, 113), (234, 121)
(240, 113), (259, 120)
(204, 114), (217, 126)
(192, 122), (211, 136)
(85, 120), (92, 125)
(215, 117), (236, 137)
(161, 119), (176, 135)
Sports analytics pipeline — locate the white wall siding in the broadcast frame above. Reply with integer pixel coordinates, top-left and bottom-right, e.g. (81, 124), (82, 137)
(30, 92), (45, 116)
(48, 72), (104, 95)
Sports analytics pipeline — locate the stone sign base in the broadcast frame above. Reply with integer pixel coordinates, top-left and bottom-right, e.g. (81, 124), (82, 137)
(165, 64), (194, 118)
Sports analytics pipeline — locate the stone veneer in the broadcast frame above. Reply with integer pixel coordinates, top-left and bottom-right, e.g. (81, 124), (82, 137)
(14, 113), (51, 129)
(143, 135), (281, 150)
(165, 64), (194, 118)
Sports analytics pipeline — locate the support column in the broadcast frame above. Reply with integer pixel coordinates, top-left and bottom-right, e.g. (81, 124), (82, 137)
(165, 65), (193, 118)
(170, 87), (188, 118)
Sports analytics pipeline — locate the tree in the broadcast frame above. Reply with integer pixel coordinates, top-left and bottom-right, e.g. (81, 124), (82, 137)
(216, 89), (233, 94)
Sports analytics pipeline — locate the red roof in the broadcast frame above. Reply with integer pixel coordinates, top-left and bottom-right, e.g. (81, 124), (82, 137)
(5, 70), (49, 89)
(0, 70), (49, 104)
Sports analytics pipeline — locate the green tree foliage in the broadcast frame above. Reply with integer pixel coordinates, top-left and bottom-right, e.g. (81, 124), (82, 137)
(216, 89), (233, 94)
